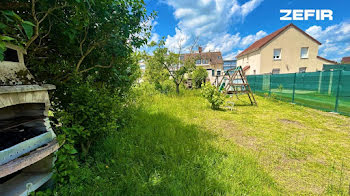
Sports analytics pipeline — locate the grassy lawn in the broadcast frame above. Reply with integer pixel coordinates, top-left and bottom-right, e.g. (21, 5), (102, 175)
(57, 90), (350, 195)
(255, 89), (350, 116)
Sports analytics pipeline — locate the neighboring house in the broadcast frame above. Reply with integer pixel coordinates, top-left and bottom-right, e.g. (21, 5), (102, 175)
(341, 56), (350, 64)
(223, 60), (237, 72)
(236, 23), (337, 75)
(184, 47), (224, 83)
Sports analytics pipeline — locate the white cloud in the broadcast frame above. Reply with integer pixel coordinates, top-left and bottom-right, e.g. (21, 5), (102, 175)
(204, 33), (241, 53)
(164, 28), (189, 52)
(163, 0), (264, 58)
(241, 0), (264, 18)
(306, 22), (350, 61)
(223, 50), (243, 60)
(150, 33), (160, 43)
(240, 30), (267, 47)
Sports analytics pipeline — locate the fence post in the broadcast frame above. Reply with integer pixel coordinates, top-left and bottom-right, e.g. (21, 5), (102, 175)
(334, 70), (343, 113)
(292, 73), (296, 103)
(328, 71), (333, 95)
(318, 71), (322, 93)
(254, 75), (257, 93)
(269, 74), (272, 96)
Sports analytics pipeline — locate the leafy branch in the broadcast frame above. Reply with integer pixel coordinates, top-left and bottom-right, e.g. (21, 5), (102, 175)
(26, 0), (68, 50)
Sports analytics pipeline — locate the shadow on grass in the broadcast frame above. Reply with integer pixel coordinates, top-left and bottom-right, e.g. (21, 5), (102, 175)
(57, 109), (281, 195)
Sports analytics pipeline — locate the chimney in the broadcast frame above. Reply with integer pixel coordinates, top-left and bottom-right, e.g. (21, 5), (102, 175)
(198, 46), (202, 53)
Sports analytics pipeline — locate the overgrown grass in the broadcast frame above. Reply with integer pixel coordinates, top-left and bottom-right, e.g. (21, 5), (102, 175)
(255, 89), (350, 116)
(56, 89), (350, 195)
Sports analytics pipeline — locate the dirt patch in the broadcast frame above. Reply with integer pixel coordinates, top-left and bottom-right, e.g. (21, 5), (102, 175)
(226, 130), (259, 150)
(279, 119), (304, 128)
(212, 119), (260, 151)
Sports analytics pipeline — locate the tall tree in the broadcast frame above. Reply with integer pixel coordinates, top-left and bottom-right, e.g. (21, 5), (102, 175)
(147, 40), (195, 94)
(0, 0), (154, 181)
(1, 0), (154, 90)
(192, 67), (208, 88)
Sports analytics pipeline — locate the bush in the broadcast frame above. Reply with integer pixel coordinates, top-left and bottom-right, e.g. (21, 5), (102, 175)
(193, 67), (208, 88)
(154, 80), (175, 94)
(201, 83), (225, 109)
(53, 80), (127, 184)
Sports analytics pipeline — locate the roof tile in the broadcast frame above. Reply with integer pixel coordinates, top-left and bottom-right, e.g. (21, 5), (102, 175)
(236, 23), (321, 58)
(341, 56), (350, 63)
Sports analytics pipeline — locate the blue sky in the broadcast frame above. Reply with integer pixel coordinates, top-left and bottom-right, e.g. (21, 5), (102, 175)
(145, 0), (350, 61)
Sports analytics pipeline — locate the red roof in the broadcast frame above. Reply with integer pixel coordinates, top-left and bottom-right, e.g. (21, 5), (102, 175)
(184, 51), (223, 65)
(236, 23), (321, 58)
(242, 65), (250, 72)
(317, 56), (338, 64)
(341, 56), (350, 63)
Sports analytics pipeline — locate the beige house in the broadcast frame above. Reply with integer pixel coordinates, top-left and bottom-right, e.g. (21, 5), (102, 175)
(341, 56), (350, 64)
(184, 47), (224, 83)
(236, 23), (337, 75)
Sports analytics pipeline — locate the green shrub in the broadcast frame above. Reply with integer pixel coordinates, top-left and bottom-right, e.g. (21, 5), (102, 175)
(153, 79), (175, 94)
(192, 67), (208, 88)
(278, 84), (283, 92)
(53, 81), (127, 184)
(201, 83), (225, 109)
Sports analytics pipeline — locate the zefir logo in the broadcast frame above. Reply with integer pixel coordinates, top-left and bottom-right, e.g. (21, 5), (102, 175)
(280, 9), (333, 20)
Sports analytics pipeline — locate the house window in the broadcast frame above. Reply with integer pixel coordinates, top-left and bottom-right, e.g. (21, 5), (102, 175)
(211, 70), (215, 76)
(300, 47), (308, 59)
(4, 48), (19, 62)
(206, 69), (212, 76)
(202, 59), (208, 64)
(273, 49), (281, 60)
(196, 59), (201, 64)
(299, 67), (307, 73)
(272, 68), (280, 74)
(217, 56), (221, 59)
(217, 70), (221, 76)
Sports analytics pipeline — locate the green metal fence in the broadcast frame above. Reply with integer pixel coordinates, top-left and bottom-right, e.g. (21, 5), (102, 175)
(247, 70), (350, 116)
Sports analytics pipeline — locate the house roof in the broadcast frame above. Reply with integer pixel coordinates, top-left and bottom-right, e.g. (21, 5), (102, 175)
(243, 65), (250, 72)
(184, 51), (223, 64)
(317, 56), (338, 64)
(341, 56), (350, 63)
(236, 23), (321, 58)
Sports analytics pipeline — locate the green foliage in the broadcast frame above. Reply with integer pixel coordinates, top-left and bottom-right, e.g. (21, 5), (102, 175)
(144, 51), (170, 89)
(145, 40), (195, 94)
(192, 67), (208, 88)
(52, 80), (128, 184)
(155, 79), (175, 94)
(0, 10), (35, 60)
(201, 83), (225, 109)
(278, 84), (283, 92)
(1, 0), (153, 189)
(21, 21), (35, 39)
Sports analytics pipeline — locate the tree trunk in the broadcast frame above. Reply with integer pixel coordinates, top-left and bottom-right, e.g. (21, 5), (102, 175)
(176, 83), (180, 94)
